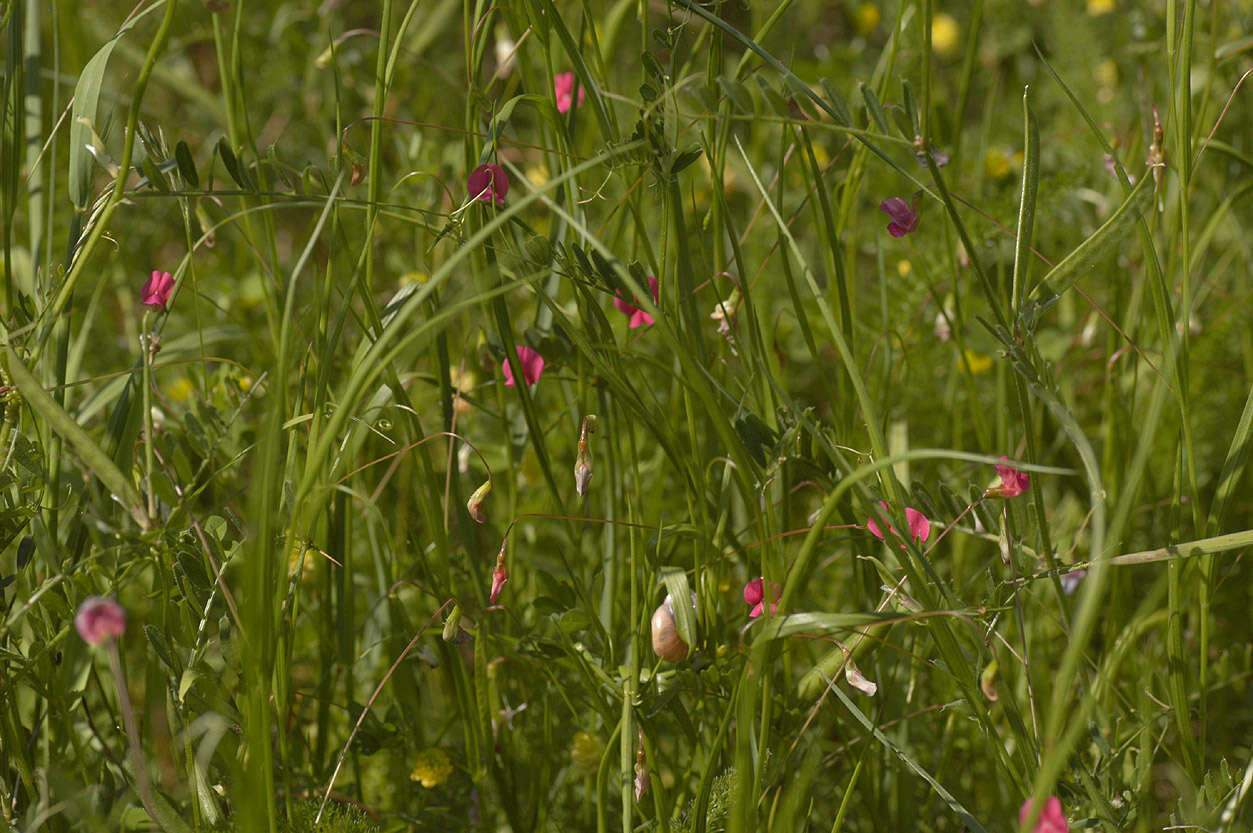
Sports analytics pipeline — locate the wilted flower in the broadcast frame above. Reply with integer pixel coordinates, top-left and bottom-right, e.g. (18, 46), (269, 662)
(141, 270), (174, 311)
(574, 415), (596, 498)
(1019, 796), (1069, 833)
(75, 596), (127, 646)
(468, 163), (508, 206)
(614, 275), (659, 328)
(554, 72), (586, 114)
(410, 748), (453, 788)
(878, 197), (918, 237)
(501, 345), (544, 388)
(710, 287), (743, 352)
(866, 500), (931, 546)
(743, 577), (780, 619)
(989, 457), (1030, 498)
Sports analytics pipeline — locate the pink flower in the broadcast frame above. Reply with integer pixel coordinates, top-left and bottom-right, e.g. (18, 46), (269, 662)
(743, 578), (781, 618)
(1019, 796), (1069, 833)
(554, 72), (586, 114)
(502, 345), (544, 388)
(879, 197), (918, 237)
(468, 163), (508, 206)
(141, 270), (174, 311)
(75, 596), (127, 646)
(614, 275), (659, 328)
(990, 456), (1031, 498)
(866, 500), (931, 546)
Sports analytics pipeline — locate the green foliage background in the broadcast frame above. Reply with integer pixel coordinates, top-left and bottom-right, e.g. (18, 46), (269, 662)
(3, 0), (1253, 831)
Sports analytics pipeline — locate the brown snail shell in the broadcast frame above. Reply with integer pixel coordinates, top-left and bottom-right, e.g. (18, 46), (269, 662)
(651, 597), (690, 662)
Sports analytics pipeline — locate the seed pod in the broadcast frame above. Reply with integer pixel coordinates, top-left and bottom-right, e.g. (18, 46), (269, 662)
(650, 596), (689, 662)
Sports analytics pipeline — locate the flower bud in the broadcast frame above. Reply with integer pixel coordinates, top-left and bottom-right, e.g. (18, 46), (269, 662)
(488, 542), (509, 603)
(442, 604), (463, 642)
(467, 480), (492, 524)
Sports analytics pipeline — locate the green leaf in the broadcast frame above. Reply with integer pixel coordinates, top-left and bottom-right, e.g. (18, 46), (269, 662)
(1021, 172), (1153, 318)
(669, 146), (704, 176)
(69, 29), (130, 208)
(174, 140), (199, 187)
(144, 624), (180, 673)
(753, 611), (900, 642)
(216, 138), (251, 190)
(4, 349), (149, 530)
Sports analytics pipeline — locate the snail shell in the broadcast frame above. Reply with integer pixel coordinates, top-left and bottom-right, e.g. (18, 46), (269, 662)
(651, 597), (690, 662)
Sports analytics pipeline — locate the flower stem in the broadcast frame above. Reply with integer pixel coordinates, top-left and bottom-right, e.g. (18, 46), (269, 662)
(106, 641), (160, 827)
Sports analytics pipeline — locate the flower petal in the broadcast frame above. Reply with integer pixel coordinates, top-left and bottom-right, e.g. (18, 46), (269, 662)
(502, 345), (544, 387)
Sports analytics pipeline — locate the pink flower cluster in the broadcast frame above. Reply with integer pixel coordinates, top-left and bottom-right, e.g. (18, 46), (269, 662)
(866, 500), (931, 546)
(555, 72), (586, 114)
(75, 596), (126, 646)
(990, 457), (1030, 498)
(743, 578), (780, 619)
(1019, 796), (1068, 833)
(141, 270), (174, 311)
(614, 275), (658, 329)
(502, 344), (544, 388)
(468, 163), (509, 206)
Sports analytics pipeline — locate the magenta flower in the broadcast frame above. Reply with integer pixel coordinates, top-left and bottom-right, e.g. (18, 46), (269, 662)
(614, 275), (659, 328)
(468, 163), (508, 206)
(743, 578), (781, 618)
(555, 72), (586, 114)
(990, 456), (1031, 498)
(1019, 796), (1069, 833)
(866, 500), (931, 546)
(502, 344), (544, 388)
(879, 197), (918, 237)
(141, 270), (174, 311)
(75, 596), (127, 646)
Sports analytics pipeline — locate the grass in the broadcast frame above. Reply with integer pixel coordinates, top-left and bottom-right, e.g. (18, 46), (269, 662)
(3, 0), (1253, 830)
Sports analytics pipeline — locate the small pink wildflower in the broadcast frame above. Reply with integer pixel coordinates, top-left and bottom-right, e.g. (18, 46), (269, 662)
(1019, 796), (1069, 833)
(743, 578), (781, 618)
(554, 72), (586, 114)
(141, 270), (174, 311)
(75, 596), (127, 646)
(468, 163), (509, 206)
(502, 345), (544, 388)
(878, 197), (919, 237)
(990, 456), (1031, 498)
(613, 275), (659, 328)
(866, 500), (931, 546)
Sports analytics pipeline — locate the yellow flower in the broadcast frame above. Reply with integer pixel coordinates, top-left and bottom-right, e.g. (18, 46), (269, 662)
(1094, 59), (1118, 88)
(410, 748), (453, 788)
(853, 3), (881, 36)
(571, 732), (604, 773)
(1087, 0), (1115, 15)
(896, 259), (912, 278)
(984, 149), (1011, 180)
(931, 14), (960, 57)
(166, 377), (194, 404)
(962, 349), (993, 375)
(526, 165), (549, 189)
